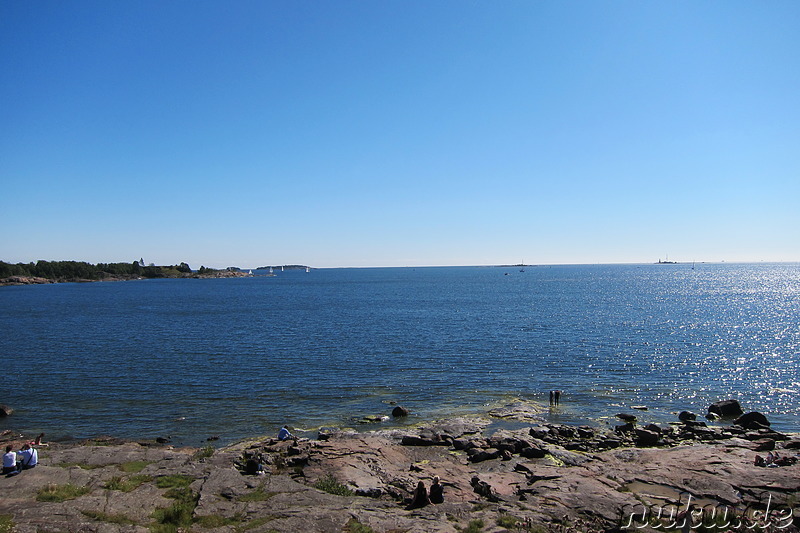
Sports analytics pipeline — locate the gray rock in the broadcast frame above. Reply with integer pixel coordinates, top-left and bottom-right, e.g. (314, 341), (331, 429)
(635, 429), (660, 447)
(400, 434), (448, 446)
(615, 422), (635, 433)
(682, 419), (708, 428)
(392, 406), (409, 417)
(519, 445), (546, 458)
(708, 399), (744, 418)
(734, 411), (770, 430)
(529, 426), (550, 439)
(752, 438), (776, 451)
(643, 423), (663, 434)
(467, 449), (501, 463)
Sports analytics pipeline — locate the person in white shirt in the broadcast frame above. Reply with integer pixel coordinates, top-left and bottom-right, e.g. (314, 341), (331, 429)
(277, 425), (294, 441)
(2, 445), (17, 474)
(17, 443), (38, 470)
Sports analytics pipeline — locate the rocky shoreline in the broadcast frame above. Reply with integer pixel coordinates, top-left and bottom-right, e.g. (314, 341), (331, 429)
(1, 399), (799, 532)
(0, 271), (251, 286)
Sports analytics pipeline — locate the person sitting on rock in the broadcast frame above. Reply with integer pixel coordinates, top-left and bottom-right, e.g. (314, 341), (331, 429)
(406, 481), (430, 510)
(3, 445), (17, 475)
(244, 454), (264, 475)
(17, 443), (38, 470)
(429, 475), (444, 504)
(277, 425), (294, 441)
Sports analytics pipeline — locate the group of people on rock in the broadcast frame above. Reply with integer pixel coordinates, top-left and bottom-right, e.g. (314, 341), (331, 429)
(2, 433), (45, 476)
(406, 476), (444, 509)
(754, 450), (796, 467)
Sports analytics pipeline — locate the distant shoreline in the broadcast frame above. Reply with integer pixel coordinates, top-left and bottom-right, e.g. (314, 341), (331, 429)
(0, 270), (251, 287)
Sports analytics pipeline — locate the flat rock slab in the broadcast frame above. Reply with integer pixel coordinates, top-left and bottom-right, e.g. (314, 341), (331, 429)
(0, 429), (798, 532)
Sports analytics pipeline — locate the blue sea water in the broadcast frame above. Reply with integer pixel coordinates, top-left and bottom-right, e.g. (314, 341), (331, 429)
(1, 263), (798, 446)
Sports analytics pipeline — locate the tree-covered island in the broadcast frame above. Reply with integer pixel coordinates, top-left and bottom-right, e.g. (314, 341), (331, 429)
(0, 259), (250, 286)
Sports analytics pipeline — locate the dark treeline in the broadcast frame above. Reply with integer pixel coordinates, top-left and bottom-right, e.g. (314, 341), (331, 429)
(0, 260), (202, 280)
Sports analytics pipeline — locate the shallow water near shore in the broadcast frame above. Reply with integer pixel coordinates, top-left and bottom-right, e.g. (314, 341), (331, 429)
(1, 263), (798, 446)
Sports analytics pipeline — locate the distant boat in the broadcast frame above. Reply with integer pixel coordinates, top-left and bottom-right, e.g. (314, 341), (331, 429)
(306, 266), (310, 273)
(281, 266), (284, 272)
(248, 270), (252, 275)
(269, 267), (273, 274)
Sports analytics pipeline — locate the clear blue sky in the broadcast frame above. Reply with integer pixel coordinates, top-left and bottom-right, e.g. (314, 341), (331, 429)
(2, 1), (798, 268)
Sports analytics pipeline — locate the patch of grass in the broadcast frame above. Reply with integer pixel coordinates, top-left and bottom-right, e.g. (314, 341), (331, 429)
(151, 486), (198, 532)
(497, 513), (522, 528)
(194, 513), (243, 527)
(105, 474), (153, 492)
(344, 517), (375, 532)
(81, 509), (136, 525)
(313, 474), (353, 496)
(238, 487), (277, 502)
(119, 460), (152, 473)
(0, 514), (14, 533)
(155, 474), (194, 489)
(36, 483), (91, 502)
(192, 445), (214, 460)
(463, 519), (485, 533)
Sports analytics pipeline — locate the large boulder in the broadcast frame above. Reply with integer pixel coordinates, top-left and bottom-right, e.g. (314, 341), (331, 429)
(391, 406), (409, 418)
(615, 422), (635, 434)
(467, 448), (501, 463)
(519, 445), (547, 458)
(0, 404), (12, 417)
(678, 411), (697, 422)
(751, 438), (775, 452)
(708, 400), (743, 418)
(400, 434), (448, 446)
(734, 412), (770, 430)
(634, 429), (660, 447)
